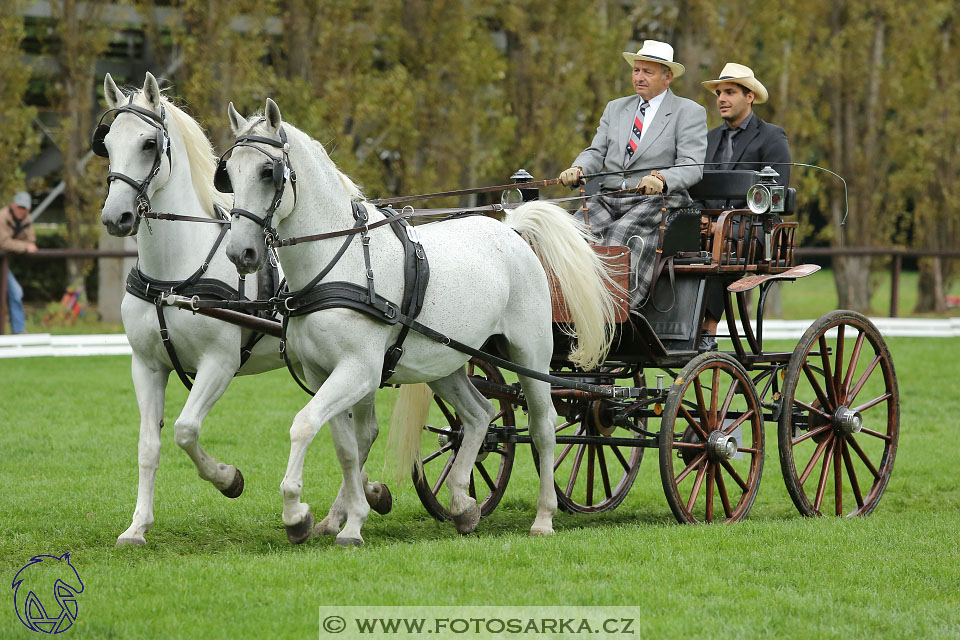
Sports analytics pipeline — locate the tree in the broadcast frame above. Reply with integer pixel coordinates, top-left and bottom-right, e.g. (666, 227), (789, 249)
(50, 0), (114, 280)
(0, 4), (41, 201)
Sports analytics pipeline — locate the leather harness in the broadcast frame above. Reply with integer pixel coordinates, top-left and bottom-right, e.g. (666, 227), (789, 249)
(124, 209), (280, 389)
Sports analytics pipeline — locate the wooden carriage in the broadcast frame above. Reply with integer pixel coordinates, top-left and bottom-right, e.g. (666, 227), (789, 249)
(414, 169), (899, 525)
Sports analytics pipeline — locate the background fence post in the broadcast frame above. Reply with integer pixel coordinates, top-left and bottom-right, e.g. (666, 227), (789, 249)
(890, 254), (902, 317)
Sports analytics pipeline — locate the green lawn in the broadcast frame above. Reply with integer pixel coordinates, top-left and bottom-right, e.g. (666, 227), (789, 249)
(1, 339), (958, 638)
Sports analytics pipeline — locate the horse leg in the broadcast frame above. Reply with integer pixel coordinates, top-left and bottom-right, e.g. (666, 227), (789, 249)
(506, 344), (558, 536)
(428, 369), (494, 535)
(316, 393), (387, 536)
(171, 359), (243, 496)
(280, 362), (376, 546)
(117, 355), (167, 547)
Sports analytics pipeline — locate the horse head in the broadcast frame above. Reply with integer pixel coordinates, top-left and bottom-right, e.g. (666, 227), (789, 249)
(223, 98), (296, 274)
(97, 71), (171, 236)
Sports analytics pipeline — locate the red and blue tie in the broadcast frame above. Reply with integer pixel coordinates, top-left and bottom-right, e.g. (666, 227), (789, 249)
(623, 99), (650, 168)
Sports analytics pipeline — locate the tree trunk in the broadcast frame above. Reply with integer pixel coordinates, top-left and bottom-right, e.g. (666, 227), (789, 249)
(915, 257), (947, 313)
(833, 255), (872, 311)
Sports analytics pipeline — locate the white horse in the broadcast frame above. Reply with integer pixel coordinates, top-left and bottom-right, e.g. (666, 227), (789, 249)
(222, 98), (618, 545)
(97, 74), (392, 546)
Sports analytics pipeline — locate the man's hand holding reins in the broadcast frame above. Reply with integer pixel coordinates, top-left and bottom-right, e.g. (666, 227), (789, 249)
(558, 166), (584, 188)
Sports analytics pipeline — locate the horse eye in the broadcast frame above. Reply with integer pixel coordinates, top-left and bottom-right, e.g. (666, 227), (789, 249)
(143, 139), (157, 150)
(260, 167), (274, 180)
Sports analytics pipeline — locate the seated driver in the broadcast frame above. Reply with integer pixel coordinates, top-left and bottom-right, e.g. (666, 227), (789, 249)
(558, 39), (706, 310)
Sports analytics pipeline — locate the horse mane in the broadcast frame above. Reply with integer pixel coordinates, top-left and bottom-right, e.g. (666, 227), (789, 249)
(129, 90), (230, 217)
(247, 115), (365, 202)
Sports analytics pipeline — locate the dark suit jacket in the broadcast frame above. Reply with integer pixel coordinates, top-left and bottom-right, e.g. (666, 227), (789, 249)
(703, 114), (791, 209)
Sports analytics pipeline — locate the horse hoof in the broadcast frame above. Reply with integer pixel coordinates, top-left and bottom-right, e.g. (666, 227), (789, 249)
(334, 536), (364, 548)
(285, 512), (315, 545)
(530, 526), (554, 537)
(369, 483), (393, 515)
(219, 468), (244, 499)
(116, 535), (146, 548)
(452, 504), (480, 535)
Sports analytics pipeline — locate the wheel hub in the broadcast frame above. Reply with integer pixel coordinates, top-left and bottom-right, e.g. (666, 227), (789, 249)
(707, 430), (738, 461)
(590, 400), (616, 436)
(833, 406), (863, 435)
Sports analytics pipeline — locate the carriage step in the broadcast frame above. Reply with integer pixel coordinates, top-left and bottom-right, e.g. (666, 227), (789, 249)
(727, 264), (821, 292)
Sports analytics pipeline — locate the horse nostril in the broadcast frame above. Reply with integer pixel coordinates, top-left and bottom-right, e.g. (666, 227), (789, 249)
(119, 211), (135, 228)
(242, 248), (257, 266)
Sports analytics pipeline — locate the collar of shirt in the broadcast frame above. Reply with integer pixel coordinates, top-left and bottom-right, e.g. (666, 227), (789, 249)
(726, 111), (754, 135)
(637, 90), (667, 145)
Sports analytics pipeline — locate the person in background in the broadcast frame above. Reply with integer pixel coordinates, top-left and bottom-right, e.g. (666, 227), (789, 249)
(1, 191), (38, 334)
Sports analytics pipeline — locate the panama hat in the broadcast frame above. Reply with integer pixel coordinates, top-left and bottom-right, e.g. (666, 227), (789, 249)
(702, 63), (768, 104)
(622, 40), (685, 78)
(13, 191), (31, 210)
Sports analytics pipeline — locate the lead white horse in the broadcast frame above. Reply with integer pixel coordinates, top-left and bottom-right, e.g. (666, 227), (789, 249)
(222, 98), (619, 545)
(97, 74), (391, 546)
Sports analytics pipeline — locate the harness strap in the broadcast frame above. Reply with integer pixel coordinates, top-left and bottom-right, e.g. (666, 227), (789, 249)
(155, 301), (195, 390)
(281, 281), (619, 398)
(280, 314), (315, 396)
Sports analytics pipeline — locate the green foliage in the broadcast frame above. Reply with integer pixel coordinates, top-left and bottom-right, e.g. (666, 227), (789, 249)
(0, 3), (41, 199)
(0, 339), (958, 637)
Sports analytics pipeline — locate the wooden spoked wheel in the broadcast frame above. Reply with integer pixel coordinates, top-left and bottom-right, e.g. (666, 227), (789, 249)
(659, 352), (765, 524)
(413, 358), (516, 522)
(534, 397), (644, 514)
(778, 311), (899, 517)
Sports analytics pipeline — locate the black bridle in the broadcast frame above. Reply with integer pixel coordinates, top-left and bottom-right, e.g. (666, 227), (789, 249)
(92, 94), (172, 231)
(215, 121), (298, 245)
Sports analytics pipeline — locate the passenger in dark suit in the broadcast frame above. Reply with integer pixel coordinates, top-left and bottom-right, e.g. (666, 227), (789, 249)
(700, 63), (792, 347)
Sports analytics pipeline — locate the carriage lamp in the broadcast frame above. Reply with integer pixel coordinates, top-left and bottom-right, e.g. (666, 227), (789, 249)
(501, 168), (539, 206)
(745, 166), (785, 261)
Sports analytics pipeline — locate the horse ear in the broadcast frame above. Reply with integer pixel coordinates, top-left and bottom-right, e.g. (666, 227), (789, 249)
(227, 102), (247, 135)
(265, 98), (282, 133)
(104, 73), (124, 109)
(143, 72), (161, 109)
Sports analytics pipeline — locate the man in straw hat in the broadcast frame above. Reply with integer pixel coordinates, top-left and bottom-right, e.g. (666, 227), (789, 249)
(700, 62), (792, 347)
(558, 40), (707, 307)
(702, 62), (791, 208)
(1, 191), (37, 334)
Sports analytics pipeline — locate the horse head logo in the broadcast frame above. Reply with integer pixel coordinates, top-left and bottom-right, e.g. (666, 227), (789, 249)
(11, 553), (84, 634)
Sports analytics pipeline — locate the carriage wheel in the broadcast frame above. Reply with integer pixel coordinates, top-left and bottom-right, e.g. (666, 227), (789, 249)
(413, 358), (516, 522)
(533, 386), (644, 514)
(779, 311), (899, 517)
(659, 352), (765, 524)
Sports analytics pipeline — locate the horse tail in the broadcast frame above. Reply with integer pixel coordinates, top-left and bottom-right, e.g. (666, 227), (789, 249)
(505, 201), (619, 371)
(386, 383), (434, 484)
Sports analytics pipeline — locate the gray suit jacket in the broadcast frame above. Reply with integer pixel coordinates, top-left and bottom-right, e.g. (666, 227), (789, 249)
(574, 89), (707, 193)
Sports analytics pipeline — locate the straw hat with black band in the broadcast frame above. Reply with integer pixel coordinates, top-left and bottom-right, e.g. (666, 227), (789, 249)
(702, 62), (768, 104)
(621, 40), (685, 78)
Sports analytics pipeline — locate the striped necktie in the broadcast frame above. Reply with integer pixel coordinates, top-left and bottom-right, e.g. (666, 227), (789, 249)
(623, 99), (649, 168)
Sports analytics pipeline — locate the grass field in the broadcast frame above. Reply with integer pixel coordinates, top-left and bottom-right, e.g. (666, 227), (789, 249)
(1, 337), (959, 638)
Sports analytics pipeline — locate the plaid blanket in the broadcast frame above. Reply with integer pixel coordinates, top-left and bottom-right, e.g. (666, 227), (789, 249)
(574, 192), (694, 307)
